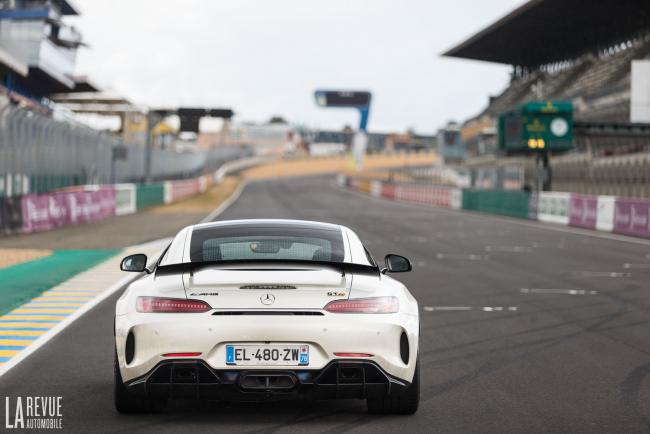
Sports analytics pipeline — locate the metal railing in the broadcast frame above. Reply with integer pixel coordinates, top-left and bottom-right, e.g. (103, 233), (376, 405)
(379, 150), (650, 199)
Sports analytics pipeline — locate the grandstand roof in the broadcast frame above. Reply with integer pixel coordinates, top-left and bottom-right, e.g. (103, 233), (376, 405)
(443, 0), (650, 67)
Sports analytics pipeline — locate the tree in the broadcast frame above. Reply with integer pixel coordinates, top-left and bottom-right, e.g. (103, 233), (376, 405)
(268, 116), (288, 124)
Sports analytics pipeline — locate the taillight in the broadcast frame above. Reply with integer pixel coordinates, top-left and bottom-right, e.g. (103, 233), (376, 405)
(324, 297), (399, 314)
(136, 297), (212, 313)
(334, 352), (374, 357)
(162, 352), (202, 357)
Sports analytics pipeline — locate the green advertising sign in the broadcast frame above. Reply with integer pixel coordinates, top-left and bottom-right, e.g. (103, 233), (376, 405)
(498, 101), (574, 154)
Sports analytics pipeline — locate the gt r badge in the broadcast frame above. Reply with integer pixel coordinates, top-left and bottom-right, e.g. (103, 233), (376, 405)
(190, 292), (219, 296)
(260, 293), (276, 305)
(328, 291), (346, 297)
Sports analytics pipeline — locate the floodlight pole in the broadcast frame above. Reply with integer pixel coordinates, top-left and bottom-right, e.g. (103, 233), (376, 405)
(144, 111), (154, 183)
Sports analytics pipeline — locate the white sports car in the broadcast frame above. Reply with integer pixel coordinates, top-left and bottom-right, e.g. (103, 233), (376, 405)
(114, 219), (420, 414)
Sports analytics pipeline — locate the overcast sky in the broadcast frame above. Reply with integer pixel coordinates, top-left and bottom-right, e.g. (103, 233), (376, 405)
(70, 0), (526, 134)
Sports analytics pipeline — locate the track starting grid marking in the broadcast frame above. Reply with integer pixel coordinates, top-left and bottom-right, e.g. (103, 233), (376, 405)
(0, 242), (165, 368)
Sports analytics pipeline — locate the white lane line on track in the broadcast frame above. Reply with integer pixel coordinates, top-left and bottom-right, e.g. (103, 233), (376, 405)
(571, 271), (632, 278)
(623, 263), (650, 269)
(531, 241), (568, 249)
(0, 181), (246, 378)
(436, 253), (487, 260)
(482, 306), (519, 312)
(520, 288), (598, 296)
(423, 306), (472, 311)
(422, 306), (518, 312)
(484, 245), (532, 253)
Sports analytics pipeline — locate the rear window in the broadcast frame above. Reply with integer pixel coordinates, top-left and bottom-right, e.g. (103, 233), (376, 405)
(189, 225), (345, 263)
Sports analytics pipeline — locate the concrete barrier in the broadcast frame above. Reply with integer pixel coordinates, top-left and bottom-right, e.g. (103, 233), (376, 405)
(164, 178), (202, 204)
(341, 174), (650, 241)
(537, 192), (570, 225)
(568, 194), (599, 230)
(135, 183), (165, 211)
(21, 187), (117, 234)
(115, 184), (136, 216)
(613, 198), (650, 238)
(462, 189), (530, 219)
(596, 196), (616, 232)
(0, 155), (270, 236)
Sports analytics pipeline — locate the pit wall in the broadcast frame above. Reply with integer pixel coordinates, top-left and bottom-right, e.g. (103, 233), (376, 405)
(340, 175), (650, 240)
(1, 173), (216, 235)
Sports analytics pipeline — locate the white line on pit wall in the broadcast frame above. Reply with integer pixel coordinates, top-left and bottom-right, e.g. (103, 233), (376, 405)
(623, 263), (650, 269)
(572, 271), (632, 278)
(422, 306), (518, 312)
(520, 288), (598, 296)
(436, 253), (487, 261)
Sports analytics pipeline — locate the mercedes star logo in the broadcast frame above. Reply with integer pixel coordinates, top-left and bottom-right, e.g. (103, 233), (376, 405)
(260, 293), (276, 305)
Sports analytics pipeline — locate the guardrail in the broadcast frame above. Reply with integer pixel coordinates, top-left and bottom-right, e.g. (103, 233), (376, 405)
(341, 175), (650, 240)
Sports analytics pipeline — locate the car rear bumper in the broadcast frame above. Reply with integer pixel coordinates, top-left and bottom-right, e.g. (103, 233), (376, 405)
(124, 359), (409, 402)
(116, 312), (419, 383)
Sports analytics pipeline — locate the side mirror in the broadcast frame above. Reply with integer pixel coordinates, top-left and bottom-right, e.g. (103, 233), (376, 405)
(383, 254), (412, 273)
(120, 254), (149, 273)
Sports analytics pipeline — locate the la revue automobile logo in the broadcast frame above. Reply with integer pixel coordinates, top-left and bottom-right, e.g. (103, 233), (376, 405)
(4, 396), (63, 429)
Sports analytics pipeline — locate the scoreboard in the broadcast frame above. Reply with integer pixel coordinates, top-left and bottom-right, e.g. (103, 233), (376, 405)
(314, 91), (371, 108)
(498, 101), (574, 154)
(314, 90), (372, 131)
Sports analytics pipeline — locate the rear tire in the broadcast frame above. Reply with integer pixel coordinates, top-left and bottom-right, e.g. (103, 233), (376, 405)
(367, 358), (420, 415)
(114, 349), (163, 413)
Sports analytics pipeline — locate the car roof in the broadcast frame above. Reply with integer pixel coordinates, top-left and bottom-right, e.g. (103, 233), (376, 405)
(191, 219), (343, 232)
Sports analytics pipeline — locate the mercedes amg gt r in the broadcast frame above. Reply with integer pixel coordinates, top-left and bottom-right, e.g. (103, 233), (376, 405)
(114, 219), (420, 414)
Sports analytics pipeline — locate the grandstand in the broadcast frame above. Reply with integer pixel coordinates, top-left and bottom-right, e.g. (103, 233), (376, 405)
(443, 0), (650, 197)
(445, 0), (650, 155)
(0, 0), (248, 198)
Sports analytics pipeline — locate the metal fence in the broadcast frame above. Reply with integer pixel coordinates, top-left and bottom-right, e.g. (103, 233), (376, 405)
(0, 99), (250, 197)
(383, 150), (650, 199)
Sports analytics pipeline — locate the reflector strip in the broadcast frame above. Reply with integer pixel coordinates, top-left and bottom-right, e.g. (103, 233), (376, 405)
(334, 352), (374, 357)
(162, 352), (202, 357)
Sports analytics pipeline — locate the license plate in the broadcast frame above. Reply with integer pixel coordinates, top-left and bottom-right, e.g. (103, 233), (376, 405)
(226, 344), (309, 366)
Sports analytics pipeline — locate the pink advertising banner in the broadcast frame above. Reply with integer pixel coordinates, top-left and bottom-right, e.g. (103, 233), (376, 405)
(395, 185), (453, 208)
(568, 194), (598, 229)
(21, 187), (116, 234)
(169, 179), (201, 202)
(613, 198), (650, 238)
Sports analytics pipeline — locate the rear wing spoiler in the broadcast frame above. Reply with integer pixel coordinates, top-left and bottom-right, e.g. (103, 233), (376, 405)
(155, 259), (380, 276)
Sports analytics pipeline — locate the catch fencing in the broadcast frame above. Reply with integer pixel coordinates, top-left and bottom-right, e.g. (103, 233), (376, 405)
(0, 97), (250, 197)
(461, 152), (650, 199)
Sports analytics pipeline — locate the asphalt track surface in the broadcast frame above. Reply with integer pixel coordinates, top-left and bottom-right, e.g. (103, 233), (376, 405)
(1, 176), (649, 433)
